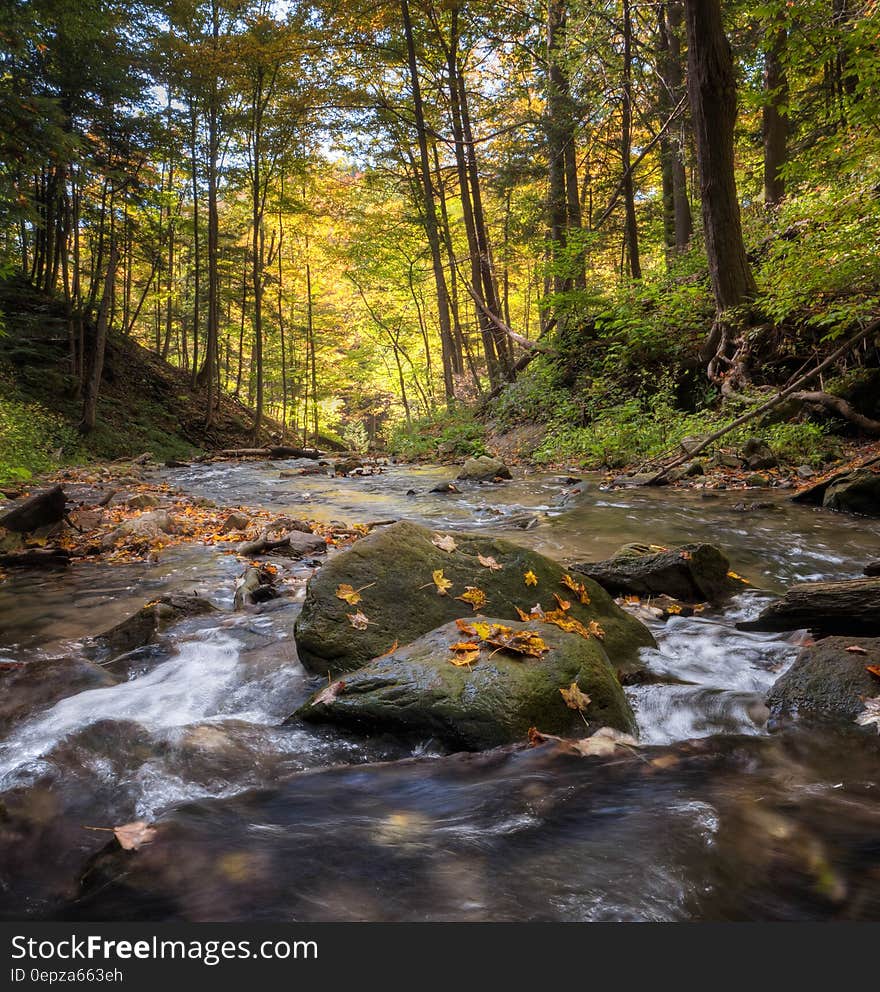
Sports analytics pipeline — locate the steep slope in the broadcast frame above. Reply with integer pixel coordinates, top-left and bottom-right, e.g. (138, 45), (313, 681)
(0, 278), (280, 471)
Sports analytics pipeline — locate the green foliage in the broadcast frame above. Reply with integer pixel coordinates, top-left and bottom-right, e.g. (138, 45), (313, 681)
(341, 420), (370, 454)
(759, 422), (831, 467)
(0, 375), (79, 484)
(388, 407), (488, 461)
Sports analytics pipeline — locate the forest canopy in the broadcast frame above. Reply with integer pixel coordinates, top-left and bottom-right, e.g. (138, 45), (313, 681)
(2, 0), (879, 470)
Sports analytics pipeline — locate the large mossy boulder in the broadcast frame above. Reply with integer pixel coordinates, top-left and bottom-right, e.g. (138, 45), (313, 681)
(296, 618), (634, 749)
(574, 542), (746, 604)
(766, 636), (880, 724)
(457, 456), (511, 482)
(293, 521), (655, 677)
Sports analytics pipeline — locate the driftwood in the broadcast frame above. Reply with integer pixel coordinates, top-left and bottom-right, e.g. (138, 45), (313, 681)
(649, 317), (880, 483)
(0, 548), (71, 568)
(0, 485), (67, 533)
(788, 390), (880, 435)
(214, 446), (322, 460)
(738, 577), (880, 637)
(237, 528), (327, 558)
(237, 532), (293, 557)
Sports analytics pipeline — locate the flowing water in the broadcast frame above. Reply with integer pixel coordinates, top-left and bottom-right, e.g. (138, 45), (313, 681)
(2, 461), (880, 921)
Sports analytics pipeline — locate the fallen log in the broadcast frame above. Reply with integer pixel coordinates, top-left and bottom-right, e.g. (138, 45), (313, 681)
(214, 446), (322, 460)
(0, 485), (67, 533)
(737, 577), (880, 637)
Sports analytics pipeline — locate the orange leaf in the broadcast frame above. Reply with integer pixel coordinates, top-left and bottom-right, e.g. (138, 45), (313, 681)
(559, 682), (591, 711)
(449, 649), (480, 666)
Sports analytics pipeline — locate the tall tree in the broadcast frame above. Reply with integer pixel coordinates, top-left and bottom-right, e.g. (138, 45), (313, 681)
(684, 0), (757, 382)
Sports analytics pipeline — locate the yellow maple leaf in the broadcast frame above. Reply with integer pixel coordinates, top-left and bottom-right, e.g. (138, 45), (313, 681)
(432, 569), (453, 595)
(335, 581), (374, 605)
(456, 586), (488, 611)
(561, 573), (591, 605)
(336, 583), (362, 605)
(524, 570), (538, 586)
(559, 682), (591, 711)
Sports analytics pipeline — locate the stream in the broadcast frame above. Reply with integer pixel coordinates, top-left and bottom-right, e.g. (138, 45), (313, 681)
(2, 461), (880, 921)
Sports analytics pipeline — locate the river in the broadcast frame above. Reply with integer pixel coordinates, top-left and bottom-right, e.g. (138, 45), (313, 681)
(1, 460), (879, 921)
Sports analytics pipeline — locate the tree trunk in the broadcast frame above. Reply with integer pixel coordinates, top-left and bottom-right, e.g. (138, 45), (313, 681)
(79, 246), (119, 434)
(684, 0), (756, 315)
(657, 3), (692, 255)
(763, 15), (788, 206)
(621, 0), (642, 280)
(401, 0), (456, 402)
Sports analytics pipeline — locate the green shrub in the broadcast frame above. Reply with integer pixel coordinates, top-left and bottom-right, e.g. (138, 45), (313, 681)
(388, 406), (487, 460)
(0, 387), (79, 484)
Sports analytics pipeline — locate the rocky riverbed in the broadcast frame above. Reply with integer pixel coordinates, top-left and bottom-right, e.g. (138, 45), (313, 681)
(1, 454), (880, 921)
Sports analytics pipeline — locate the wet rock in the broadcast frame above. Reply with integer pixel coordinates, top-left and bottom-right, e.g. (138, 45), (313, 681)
(0, 485), (66, 533)
(714, 452), (743, 470)
(791, 457), (880, 507)
(731, 501), (775, 512)
(93, 595), (217, 659)
(125, 493), (161, 510)
(279, 466), (326, 477)
(667, 461), (704, 483)
(219, 511), (251, 534)
(822, 468), (880, 516)
(67, 507), (105, 531)
(746, 473), (770, 487)
(741, 438), (778, 471)
(574, 543), (745, 604)
(279, 531), (328, 558)
(0, 657), (117, 737)
(430, 481), (460, 494)
(296, 618), (634, 749)
(334, 458), (363, 477)
(865, 561), (880, 577)
(738, 578), (880, 637)
(457, 456), (511, 482)
(294, 520), (655, 677)
(766, 636), (880, 724)
(610, 472), (665, 487)
(796, 465), (815, 480)
(102, 509), (177, 548)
